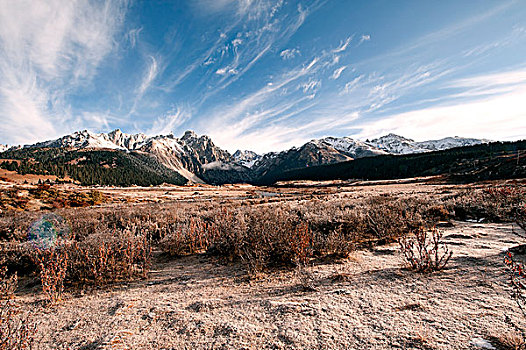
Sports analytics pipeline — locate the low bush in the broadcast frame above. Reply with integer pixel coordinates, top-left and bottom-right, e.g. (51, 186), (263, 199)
(33, 246), (68, 304)
(504, 251), (526, 317)
(399, 227), (452, 273)
(67, 229), (152, 286)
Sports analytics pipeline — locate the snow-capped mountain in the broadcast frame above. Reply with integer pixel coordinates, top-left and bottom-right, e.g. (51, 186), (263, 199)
(369, 134), (427, 154)
(415, 136), (490, 152)
(24, 129), (234, 183)
(233, 150), (261, 168)
(134, 131), (233, 183)
(250, 141), (353, 181)
(12, 129), (490, 185)
(28, 129), (148, 151)
(106, 129), (148, 150)
(368, 133), (489, 154)
(313, 137), (389, 158)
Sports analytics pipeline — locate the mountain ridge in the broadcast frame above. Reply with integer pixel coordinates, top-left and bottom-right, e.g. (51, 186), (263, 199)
(0, 129), (492, 185)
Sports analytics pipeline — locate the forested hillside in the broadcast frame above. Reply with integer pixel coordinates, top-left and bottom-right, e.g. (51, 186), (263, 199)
(0, 148), (187, 186)
(263, 140), (526, 184)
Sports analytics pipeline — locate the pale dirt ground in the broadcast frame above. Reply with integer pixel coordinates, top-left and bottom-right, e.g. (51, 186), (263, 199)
(2, 176), (522, 210)
(18, 220), (526, 350)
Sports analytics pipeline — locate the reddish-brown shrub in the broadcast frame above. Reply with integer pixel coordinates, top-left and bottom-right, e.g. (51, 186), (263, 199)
(67, 229), (152, 286)
(0, 267), (17, 299)
(504, 250), (526, 317)
(33, 246), (68, 304)
(159, 218), (217, 257)
(399, 227), (452, 273)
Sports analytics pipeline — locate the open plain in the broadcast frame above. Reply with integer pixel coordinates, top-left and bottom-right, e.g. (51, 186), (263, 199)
(1, 178), (526, 349)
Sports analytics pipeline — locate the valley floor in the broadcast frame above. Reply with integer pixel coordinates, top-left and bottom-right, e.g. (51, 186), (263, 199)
(19, 220), (526, 349)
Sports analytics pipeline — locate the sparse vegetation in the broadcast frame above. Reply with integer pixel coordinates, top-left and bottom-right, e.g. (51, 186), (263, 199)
(0, 180), (524, 348)
(504, 251), (526, 317)
(398, 227), (452, 272)
(0, 182), (523, 282)
(0, 267), (36, 350)
(33, 246), (68, 304)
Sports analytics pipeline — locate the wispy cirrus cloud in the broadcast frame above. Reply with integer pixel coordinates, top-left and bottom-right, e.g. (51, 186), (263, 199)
(127, 55), (161, 117)
(358, 34), (371, 45)
(333, 36), (353, 53)
(125, 27), (143, 49)
(280, 48), (300, 60)
(331, 65), (347, 79)
(137, 56), (159, 96)
(0, 0), (129, 144)
(146, 106), (191, 136)
(356, 80), (526, 141)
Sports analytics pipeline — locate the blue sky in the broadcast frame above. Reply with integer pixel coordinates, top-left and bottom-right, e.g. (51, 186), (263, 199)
(1, 0), (525, 153)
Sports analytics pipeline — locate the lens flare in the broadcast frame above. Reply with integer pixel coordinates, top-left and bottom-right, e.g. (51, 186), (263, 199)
(28, 214), (70, 250)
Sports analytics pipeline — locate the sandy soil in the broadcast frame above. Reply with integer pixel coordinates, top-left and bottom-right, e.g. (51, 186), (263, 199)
(18, 220), (526, 349)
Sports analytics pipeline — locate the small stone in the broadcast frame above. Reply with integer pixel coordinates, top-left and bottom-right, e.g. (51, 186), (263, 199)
(469, 337), (495, 349)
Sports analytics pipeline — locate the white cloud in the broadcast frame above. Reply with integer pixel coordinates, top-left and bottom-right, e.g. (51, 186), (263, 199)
(280, 48), (300, 60)
(333, 36), (352, 53)
(138, 56), (159, 95)
(0, 0), (128, 145)
(147, 107), (190, 136)
(356, 83), (526, 141)
(301, 79), (321, 94)
(215, 67), (238, 75)
(358, 34), (371, 45)
(331, 66), (347, 80)
(196, 2), (318, 105)
(128, 55), (160, 116)
(126, 27), (143, 48)
(448, 69), (526, 89)
(202, 55), (325, 150)
(340, 75), (364, 94)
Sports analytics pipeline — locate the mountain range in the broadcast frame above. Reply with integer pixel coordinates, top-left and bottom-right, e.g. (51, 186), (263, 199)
(0, 129), (491, 185)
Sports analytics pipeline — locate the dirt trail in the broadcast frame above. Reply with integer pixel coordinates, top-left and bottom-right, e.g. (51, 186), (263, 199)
(21, 221), (526, 349)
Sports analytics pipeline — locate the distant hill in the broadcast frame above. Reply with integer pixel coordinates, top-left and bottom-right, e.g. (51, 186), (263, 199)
(0, 148), (187, 186)
(263, 140), (526, 185)
(0, 128), (503, 186)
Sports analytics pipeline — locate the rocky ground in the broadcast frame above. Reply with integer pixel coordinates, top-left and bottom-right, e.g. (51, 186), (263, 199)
(18, 220), (526, 349)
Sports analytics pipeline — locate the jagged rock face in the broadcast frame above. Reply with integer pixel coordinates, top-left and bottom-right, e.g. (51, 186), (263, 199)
(314, 137), (388, 158)
(135, 135), (204, 183)
(233, 150), (261, 168)
(180, 131), (232, 165)
(252, 142), (353, 179)
(106, 129), (147, 150)
(369, 133), (488, 154)
(369, 133), (425, 154)
(20, 129), (489, 184)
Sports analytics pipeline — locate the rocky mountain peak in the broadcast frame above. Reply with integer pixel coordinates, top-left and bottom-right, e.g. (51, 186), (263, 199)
(233, 150), (261, 168)
(181, 130), (198, 141)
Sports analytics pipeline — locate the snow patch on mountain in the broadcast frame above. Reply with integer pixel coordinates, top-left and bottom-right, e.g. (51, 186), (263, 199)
(313, 137), (389, 158)
(18, 129), (491, 184)
(415, 136), (490, 152)
(27, 129), (147, 151)
(368, 133), (427, 154)
(233, 150), (261, 168)
(368, 134), (489, 155)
